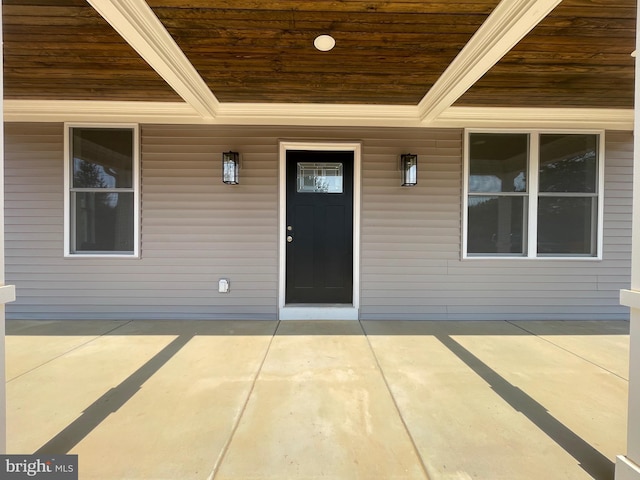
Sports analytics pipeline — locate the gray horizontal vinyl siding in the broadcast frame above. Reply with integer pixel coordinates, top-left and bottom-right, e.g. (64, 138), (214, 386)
(359, 130), (632, 320)
(6, 123), (280, 320)
(4, 124), (632, 320)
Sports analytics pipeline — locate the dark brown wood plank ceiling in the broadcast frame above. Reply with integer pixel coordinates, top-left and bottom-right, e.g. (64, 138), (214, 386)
(2, 0), (181, 102)
(456, 0), (636, 108)
(148, 0), (500, 104)
(1, 0), (636, 109)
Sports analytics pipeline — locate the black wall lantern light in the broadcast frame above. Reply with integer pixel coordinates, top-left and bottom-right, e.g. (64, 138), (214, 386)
(401, 153), (418, 186)
(222, 151), (240, 184)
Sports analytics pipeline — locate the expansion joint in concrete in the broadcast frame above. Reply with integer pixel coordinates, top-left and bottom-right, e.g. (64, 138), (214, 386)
(206, 320), (281, 480)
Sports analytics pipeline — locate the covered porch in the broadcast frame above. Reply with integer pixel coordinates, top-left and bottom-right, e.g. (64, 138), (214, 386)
(6, 319), (630, 479)
(1, 0), (639, 478)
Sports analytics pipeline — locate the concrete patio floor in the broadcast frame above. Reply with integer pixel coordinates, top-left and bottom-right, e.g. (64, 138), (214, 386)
(5, 319), (630, 480)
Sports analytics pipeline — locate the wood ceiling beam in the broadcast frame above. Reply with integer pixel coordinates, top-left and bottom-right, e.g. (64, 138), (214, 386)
(87, 0), (219, 119)
(418, 0), (563, 123)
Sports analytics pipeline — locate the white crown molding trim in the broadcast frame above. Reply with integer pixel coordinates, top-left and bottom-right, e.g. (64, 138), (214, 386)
(417, 0), (562, 123)
(4, 100), (633, 131)
(216, 103), (421, 127)
(3, 100), (421, 127)
(3, 100), (204, 124)
(87, 0), (219, 119)
(433, 106), (634, 130)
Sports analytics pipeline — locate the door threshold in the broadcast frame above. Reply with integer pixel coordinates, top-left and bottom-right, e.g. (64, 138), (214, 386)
(279, 305), (358, 320)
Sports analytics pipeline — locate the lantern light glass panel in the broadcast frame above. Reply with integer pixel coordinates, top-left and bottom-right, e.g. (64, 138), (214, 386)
(222, 151), (239, 184)
(402, 154), (417, 186)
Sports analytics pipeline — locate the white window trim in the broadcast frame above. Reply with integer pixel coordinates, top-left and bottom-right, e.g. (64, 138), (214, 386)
(462, 128), (605, 260)
(64, 123), (140, 258)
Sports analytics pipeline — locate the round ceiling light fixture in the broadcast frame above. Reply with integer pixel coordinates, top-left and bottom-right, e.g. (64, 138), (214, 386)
(314, 34), (336, 52)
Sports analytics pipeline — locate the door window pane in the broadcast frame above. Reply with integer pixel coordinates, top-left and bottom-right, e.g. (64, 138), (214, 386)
(467, 196), (526, 255)
(297, 162), (343, 193)
(539, 134), (597, 193)
(469, 133), (528, 193)
(73, 192), (134, 252)
(537, 197), (596, 255)
(72, 128), (133, 188)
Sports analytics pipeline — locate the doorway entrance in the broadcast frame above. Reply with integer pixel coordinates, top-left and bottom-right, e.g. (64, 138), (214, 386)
(278, 142), (361, 320)
(285, 150), (353, 303)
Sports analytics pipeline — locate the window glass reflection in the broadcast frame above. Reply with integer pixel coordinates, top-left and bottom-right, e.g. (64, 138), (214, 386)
(72, 128), (133, 188)
(537, 197), (595, 255)
(539, 134), (597, 193)
(297, 162), (343, 193)
(73, 192), (134, 252)
(467, 196), (526, 255)
(469, 133), (528, 193)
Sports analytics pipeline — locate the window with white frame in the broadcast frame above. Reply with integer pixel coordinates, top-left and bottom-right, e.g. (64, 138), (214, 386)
(464, 131), (602, 258)
(65, 125), (139, 256)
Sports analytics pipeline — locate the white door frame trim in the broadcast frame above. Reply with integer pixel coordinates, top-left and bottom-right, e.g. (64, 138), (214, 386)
(278, 141), (361, 320)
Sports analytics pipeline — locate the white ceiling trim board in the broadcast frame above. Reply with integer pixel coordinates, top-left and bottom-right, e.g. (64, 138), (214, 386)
(87, 0), (219, 119)
(216, 103), (421, 127)
(417, 0), (563, 123)
(4, 100), (633, 130)
(3, 100), (204, 124)
(433, 107), (634, 130)
(3, 100), (419, 127)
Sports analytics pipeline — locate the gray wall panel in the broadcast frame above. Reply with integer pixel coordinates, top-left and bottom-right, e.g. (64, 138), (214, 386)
(359, 129), (632, 320)
(4, 124), (632, 320)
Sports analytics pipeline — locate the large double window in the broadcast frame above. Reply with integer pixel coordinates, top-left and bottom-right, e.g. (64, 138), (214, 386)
(464, 131), (603, 259)
(65, 125), (139, 257)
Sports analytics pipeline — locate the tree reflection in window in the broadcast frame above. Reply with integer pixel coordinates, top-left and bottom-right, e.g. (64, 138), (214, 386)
(74, 160), (108, 189)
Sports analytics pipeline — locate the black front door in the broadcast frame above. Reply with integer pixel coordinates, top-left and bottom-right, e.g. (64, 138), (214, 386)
(286, 150), (354, 304)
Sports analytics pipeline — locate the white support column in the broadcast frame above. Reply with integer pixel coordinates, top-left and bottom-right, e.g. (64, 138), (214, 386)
(616, 2), (640, 478)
